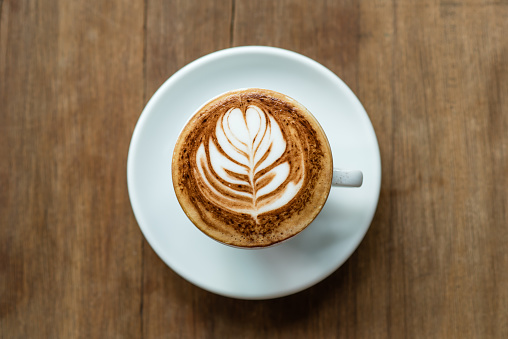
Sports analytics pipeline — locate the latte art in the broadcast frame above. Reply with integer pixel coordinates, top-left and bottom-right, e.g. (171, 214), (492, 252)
(195, 105), (304, 221)
(172, 89), (333, 247)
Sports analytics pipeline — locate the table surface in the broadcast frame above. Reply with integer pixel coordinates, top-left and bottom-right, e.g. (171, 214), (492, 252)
(1, 0), (507, 338)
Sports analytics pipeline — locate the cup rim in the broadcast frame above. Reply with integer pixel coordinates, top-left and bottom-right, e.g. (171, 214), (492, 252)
(171, 87), (334, 249)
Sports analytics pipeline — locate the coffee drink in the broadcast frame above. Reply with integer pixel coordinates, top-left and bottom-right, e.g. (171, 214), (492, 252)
(172, 88), (333, 248)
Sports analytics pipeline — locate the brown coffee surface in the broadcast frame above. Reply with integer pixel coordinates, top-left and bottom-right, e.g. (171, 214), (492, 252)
(172, 88), (333, 247)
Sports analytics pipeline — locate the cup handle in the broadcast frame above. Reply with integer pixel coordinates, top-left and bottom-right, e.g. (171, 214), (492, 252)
(332, 168), (363, 187)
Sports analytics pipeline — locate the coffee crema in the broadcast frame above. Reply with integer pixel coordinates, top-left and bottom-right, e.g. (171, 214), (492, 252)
(172, 89), (333, 247)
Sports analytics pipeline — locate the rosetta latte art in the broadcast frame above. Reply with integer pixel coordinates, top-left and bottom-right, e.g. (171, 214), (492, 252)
(195, 105), (304, 221)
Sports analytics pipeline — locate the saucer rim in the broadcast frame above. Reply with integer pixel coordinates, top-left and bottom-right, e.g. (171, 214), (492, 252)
(127, 46), (381, 300)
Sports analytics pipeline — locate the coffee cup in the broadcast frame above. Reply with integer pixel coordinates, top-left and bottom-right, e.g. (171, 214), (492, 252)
(172, 88), (363, 248)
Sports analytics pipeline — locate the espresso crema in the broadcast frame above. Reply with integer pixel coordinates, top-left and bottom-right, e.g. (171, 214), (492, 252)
(172, 89), (333, 247)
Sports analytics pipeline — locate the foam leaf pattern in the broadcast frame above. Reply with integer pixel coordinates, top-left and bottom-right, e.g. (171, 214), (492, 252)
(195, 105), (304, 221)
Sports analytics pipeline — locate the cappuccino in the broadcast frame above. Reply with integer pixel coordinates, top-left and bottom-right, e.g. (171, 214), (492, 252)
(172, 89), (333, 247)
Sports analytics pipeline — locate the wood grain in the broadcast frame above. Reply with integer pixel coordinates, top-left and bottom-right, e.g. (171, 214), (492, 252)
(1, 0), (507, 338)
(0, 0), (144, 337)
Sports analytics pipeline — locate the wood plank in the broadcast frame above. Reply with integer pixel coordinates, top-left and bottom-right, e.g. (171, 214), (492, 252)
(232, 0), (360, 92)
(145, 0), (234, 97)
(142, 1), (232, 338)
(358, 0), (508, 337)
(0, 0), (144, 337)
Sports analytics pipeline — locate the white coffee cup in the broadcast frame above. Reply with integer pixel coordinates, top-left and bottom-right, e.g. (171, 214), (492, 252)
(171, 88), (364, 248)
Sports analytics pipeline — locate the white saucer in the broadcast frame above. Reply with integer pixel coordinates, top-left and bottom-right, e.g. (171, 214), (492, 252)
(127, 46), (381, 300)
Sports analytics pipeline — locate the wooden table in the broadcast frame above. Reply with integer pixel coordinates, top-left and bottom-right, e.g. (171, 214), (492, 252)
(1, 0), (507, 337)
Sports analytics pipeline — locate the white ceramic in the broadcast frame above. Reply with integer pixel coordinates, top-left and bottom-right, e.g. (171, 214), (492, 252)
(127, 46), (381, 300)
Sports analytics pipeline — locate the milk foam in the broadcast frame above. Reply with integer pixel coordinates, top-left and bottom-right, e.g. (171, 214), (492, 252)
(172, 88), (334, 247)
(195, 105), (304, 220)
